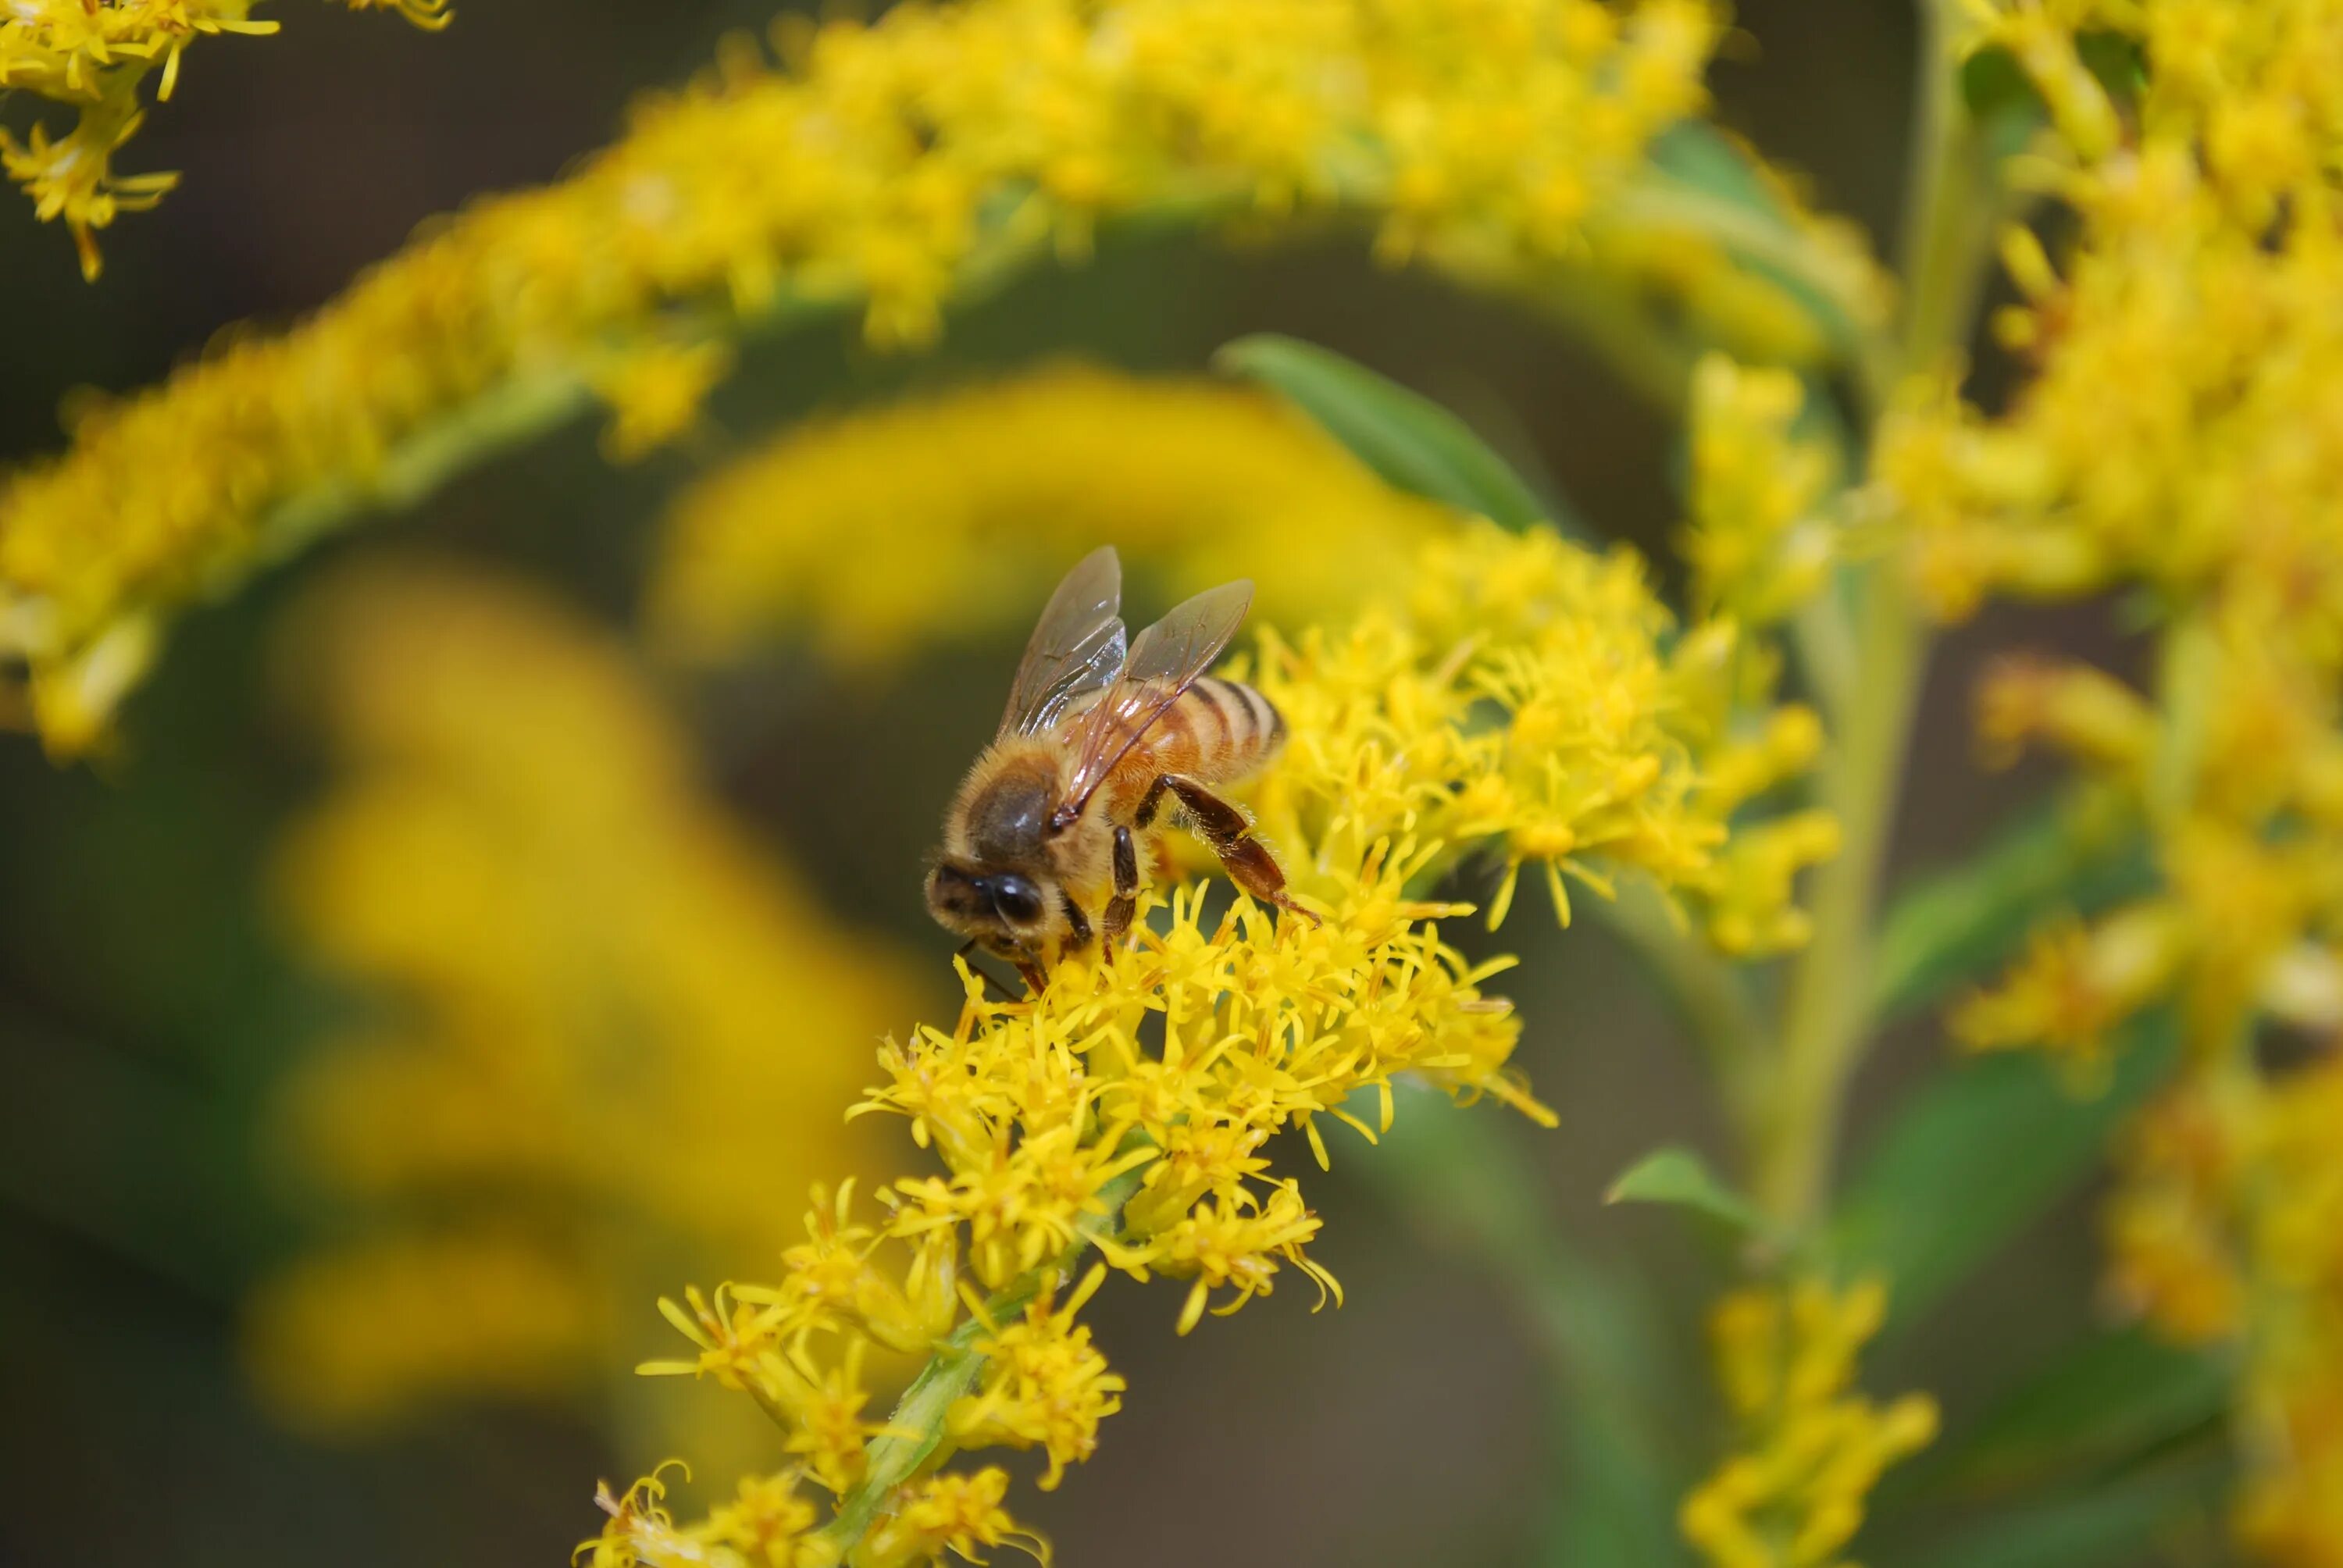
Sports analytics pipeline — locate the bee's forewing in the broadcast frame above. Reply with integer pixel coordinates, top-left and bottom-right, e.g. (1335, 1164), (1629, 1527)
(1058, 578), (1254, 819)
(1000, 545), (1128, 737)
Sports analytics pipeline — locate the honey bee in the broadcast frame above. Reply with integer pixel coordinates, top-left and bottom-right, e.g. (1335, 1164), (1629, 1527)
(925, 546), (1314, 990)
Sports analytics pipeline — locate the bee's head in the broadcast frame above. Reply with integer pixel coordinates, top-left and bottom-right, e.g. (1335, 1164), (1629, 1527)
(925, 859), (1055, 953)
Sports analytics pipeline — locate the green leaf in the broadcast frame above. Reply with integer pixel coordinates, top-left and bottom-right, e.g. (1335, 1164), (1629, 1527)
(2076, 30), (2150, 104)
(1632, 123), (1879, 376)
(1605, 1145), (1762, 1235)
(1644, 122), (1781, 212)
(1543, 1403), (1689, 1568)
(1871, 798), (2152, 1027)
(1958, 45), (2038, 127)
(1924, 1325), (2229, 1496)
(1893, 1460), (2226, 1568)
(1831, 1015), (2177, 1328)
(1212, 334), (1569, 534)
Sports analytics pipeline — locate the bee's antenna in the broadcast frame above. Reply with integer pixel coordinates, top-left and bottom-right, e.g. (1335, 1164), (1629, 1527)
(954, 939), (1025, 1005)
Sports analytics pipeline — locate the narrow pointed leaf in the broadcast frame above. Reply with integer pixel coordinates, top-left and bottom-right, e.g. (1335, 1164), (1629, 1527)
(1213, 333), (1569, 534)
(1919, 1325), (2227, 1496)
(1895, 1460), (2225, 1568)
(1605, 1144), (1762, 1235)
(1832, 1017), (2177, 1329)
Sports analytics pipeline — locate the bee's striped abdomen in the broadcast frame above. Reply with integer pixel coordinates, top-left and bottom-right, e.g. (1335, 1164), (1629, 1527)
(1175, 674), (1287, 782)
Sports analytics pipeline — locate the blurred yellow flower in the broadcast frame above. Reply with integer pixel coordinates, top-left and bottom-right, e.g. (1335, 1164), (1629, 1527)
(1680, 353), (1839, 630)
(2102, 1055), (2343, 1564)
(0, 0), (1892, 757)
(0, 0), (450, 278)
(592, 340), (736, 465)
(1870, 5), (2343, 1559)
(648, 363), (1454, 667)
(243, 559), (914, 1436)
(590, 519), (1828, 1563)
(1952, 907), (2184, 1079)
(1682, 1278), (1938, 1568)
(1880, 5), (2343, 636)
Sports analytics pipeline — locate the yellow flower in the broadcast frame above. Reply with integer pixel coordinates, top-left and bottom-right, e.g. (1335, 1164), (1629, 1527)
(1870, 5), (2343, 1557)
(1680, 354), (1840, 629)
(856, 1468), (1047, 1568)
(0, 0), (448, 277)
(620, 522), (1825, 1561)
(1682, 1278), (1938, 1568)
(0, 0), (1878, 754)
(2105, 1055), (2343, 1566)
(1972, 654), (2158, 777)
(578, 1462), (829, 1568)
(1952, 906), (2186, 1078)
(241, 561), (911, 1436)
(590, 340), (735, 463)
(0, 112), (177, 279)
(1249, 522), (1828, 955)
(244, 1228), (601, 1431)
(1104, 1177), (1342, 1336)
(2102, 1075), (2251, 1345)
(947, 1266), (1125, 1490)
(577, 1465), (702, 1568)
(647, 364), (1453, 666)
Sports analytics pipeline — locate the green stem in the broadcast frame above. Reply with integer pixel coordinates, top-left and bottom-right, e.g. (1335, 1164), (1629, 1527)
(1887, 15), (2002, 403)
(1751, 0), (1994, 1228)
(1756, 573), (1924, 1224)
(1603, 181), (1899, 404)
(811, 1164), (1147, 1558)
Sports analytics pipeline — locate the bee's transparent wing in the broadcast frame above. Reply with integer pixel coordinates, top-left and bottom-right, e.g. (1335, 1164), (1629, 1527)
(1057, 579), (1254, 821)
(1000, 546), (1128, 738)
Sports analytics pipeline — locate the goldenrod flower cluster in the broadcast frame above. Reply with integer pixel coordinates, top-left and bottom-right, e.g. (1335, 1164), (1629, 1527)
(0, 0), (1827, 756)
(649, 364), (1453, 668)
(648, 363), (1833, 957)
(583, 523), (1828, 1566)
(1880, 9), (2343, 627)
(1679, 353), (1840, 633)
(587, 1460), (1047, 1568)
(1680, 1278), (1938, 1568)
(242, 561), (909, 1436)
(1870, 5), (2343, 1559)
(2092, 1051), (2343, 1559)
(1262, 522), (1833, 957)
(0, 0), (448, 279)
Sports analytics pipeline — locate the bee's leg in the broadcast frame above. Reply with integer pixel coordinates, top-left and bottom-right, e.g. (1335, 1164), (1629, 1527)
(1015, 957), (1050, 996)
(1061, 891), (1094, 952)
(1103, 825), (1140, 949)
(1133, 774), (1174, 831)
(1161, 775), (1321, 926)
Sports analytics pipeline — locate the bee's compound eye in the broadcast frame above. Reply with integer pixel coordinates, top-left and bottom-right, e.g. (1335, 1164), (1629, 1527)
(929, 864), (982, 914)
(988, 874), (1045, 924)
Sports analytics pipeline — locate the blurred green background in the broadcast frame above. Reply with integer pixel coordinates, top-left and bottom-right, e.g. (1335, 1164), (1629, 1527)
(0, 5), (2131, 1565)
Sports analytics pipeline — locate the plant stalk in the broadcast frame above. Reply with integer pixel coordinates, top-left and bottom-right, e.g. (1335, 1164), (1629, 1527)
(1752, 0), (1992, 1228)
(1756, 574), (1924, 1224)
(811, 1164), (1147, 1558)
